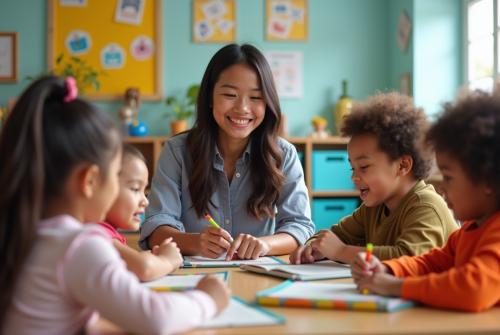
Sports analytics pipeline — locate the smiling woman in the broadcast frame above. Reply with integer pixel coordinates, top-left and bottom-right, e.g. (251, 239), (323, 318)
(139, 44), (315, 260)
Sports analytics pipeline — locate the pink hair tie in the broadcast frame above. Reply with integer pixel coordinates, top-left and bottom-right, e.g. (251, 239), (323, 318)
(63, 76), (78, 103)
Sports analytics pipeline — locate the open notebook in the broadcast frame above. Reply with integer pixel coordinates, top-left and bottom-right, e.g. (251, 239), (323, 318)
(141, 272), (229, 291)
(182, 253), (286, 268)
(199, 296), (285, 329)
(256, 281), (415, 312)
(241, 260), (352, 280)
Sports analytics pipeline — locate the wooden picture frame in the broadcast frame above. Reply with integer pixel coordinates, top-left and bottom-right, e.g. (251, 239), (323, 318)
(47, 0), (163, 102)
(192, 0), (237, 43)
(399, 73), (411, 96)
(266, 0), (308, 41)
(0, 32), (18, 82)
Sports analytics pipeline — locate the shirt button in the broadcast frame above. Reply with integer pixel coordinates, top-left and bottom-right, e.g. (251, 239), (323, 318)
(225, 219), (230, 224)
(235, 173), (241, 178)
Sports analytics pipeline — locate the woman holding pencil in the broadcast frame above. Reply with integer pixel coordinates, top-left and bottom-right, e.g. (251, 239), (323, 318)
(139, 44), (314, 260)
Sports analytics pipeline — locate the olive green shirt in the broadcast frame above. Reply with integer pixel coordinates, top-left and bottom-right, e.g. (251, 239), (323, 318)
(307, 180), (458, 260)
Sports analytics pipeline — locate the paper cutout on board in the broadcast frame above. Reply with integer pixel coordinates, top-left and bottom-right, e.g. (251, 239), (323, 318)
(396, 10), (412, 53)
(130, 35), (154, 61)
(65, 30), (91, 55)
(194, 20), (215, 41)
(290, 6), (305, 23)
(115, 0), (146, 26)
(215, 18), (234, 35)
(201, 0), (228, 21)
(267, 17), (292, 39)
(265, 51), (303, 99)
(100, 43), (126, 69)
(60, 0), (87, 6)
(271, 1), (291, 16)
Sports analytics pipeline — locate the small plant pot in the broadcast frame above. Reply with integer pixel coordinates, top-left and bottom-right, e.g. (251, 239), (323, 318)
(170, 120), (189, 136)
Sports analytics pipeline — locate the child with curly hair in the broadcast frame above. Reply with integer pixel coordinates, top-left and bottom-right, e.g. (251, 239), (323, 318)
(352, 88), (500, 312)
(290, 92), (457, 265)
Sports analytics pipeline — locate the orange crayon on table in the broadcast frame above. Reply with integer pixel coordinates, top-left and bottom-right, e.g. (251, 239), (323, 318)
(363, 243), (374, 295)
(205, 215), (233, 242)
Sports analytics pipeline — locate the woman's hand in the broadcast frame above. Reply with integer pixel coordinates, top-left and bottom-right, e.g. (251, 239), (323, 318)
(289, 245), (325, 264)
(197, 226), (233, 259)
(225, 234), (271, 261)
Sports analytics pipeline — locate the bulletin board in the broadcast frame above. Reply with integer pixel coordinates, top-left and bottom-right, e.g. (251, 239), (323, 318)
(47, 0), (163, 101)
(266, 0), (308, 41)
(192, 0), (236, 43)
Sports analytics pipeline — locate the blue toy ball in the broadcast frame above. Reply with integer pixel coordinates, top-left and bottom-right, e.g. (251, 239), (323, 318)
(129, 120), (148, 137)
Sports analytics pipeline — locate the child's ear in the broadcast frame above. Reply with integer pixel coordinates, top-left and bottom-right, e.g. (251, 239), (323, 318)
(79, 164), (101, 199)
(397, 155), (413, 176)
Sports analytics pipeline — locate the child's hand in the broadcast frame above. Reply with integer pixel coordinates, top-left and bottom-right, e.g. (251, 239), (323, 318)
(198, 226), (233, 259)
(309, 230), (346, 261)
(356, 272), (404, 297)
(350, 253), (389, 283)
(195, 275), (231, 313)
(225, 234), (271, 261)
(289, 245), (325, 264)
(152, 237), (183, 270)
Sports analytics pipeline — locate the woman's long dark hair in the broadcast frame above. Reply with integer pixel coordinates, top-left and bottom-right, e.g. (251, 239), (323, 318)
(187, 44), (285, 221)
(0, 76), (120, 327)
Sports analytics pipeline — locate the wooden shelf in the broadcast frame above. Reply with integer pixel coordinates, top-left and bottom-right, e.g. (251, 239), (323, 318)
(311, 190), (359, 197)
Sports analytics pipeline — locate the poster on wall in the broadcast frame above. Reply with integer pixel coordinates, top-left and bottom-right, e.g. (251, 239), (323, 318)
(0, 32), (17, 82)
(193, 0), (236, 43)
(396, 10), (412, 53)
(60, 0), (87, 6)
(266, 0), (308, 41)
(100, 43), (126, 69)
(130, 35), (155, 60)
(115, 0), (146, 26)
(265, 51), (303, 99)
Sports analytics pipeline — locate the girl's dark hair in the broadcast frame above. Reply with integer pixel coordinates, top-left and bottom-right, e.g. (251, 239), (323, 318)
(424, 88), (500, 193)
(123, 142), (146, 164)
(0, 75), (121, 326)
(187, 43), (285, 220)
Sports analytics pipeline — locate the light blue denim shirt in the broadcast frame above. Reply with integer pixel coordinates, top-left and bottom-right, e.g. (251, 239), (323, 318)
(138, 132), (314, 250)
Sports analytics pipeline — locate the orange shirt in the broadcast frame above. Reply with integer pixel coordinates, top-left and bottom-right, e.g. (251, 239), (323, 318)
(383, 211), (500, 312)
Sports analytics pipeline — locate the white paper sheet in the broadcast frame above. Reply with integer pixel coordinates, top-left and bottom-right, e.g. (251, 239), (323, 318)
(141, 272), (227, 289)
(184, 253), (283, 266)
(254, 260), (351, 277)
(199, 297), (283, 329)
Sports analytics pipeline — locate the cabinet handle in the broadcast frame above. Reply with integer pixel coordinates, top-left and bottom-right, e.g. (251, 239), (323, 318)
(326, 157), (344, 161)
(325, 206), (345, 210)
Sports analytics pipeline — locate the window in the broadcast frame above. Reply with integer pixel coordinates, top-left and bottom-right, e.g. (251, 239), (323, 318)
(465, 0), (498, 90)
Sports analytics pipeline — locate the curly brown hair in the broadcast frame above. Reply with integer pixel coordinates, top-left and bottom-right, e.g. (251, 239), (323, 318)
(424, 88), (500, 192)
(340, 91), (432, 180)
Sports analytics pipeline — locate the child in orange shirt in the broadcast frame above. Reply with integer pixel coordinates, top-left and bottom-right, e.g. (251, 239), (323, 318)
(351, 88), (500, 312)
(99, 143), (183, 281)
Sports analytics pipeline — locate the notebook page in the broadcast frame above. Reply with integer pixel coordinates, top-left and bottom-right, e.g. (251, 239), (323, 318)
(268, 282), (385, 302)
(199, 297), (282, 329)
(141, 272), (226, 288)
(268, 261), (351, 276)
(184, 253), (282, 265)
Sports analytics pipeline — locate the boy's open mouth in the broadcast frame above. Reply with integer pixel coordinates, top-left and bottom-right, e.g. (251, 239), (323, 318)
(359, 187), (370, 200)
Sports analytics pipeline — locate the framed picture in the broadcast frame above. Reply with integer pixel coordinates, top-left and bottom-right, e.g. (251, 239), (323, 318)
(266, 0), (308, 41)
(0, 32), (18, 82)
(193, 0), (236, 43)
(396, 10), (412, 53)
(399, 73), (411, 96)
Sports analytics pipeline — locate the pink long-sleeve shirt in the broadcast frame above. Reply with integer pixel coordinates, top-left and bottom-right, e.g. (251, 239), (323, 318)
(3, 215), (217, 335)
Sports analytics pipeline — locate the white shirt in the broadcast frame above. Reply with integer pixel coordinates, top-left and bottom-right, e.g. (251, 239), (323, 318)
(3, 215), (216, 335)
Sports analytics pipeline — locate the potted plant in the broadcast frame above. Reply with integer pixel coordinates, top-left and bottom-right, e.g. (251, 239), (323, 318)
(24, 53), (103, 94)
(164, 84), (199, 136)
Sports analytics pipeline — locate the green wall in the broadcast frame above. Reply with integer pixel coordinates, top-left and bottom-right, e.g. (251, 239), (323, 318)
(0, 0), (462, 136)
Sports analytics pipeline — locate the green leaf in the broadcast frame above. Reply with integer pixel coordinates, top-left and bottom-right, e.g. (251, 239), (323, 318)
(93, 81), (100, 91)
(173, 105), (182, 115)
(166, 96), (177, 106)
(183, 111), (194, 119)
(56, 53), (64, 64)
(186, 85), (200, 105)
(71, 57), (81, 63)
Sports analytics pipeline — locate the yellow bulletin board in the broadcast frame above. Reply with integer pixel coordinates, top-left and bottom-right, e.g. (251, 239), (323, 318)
(266, 0), (308, 41)
(193, 0), (236, 43)
(47, 0), (163, 101)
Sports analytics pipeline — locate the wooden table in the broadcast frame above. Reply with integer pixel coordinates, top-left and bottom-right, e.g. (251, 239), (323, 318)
(87, 255), (500, 335)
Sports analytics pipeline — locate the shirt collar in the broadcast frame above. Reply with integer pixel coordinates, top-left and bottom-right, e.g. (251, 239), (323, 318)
(214, 138), (252, 164)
